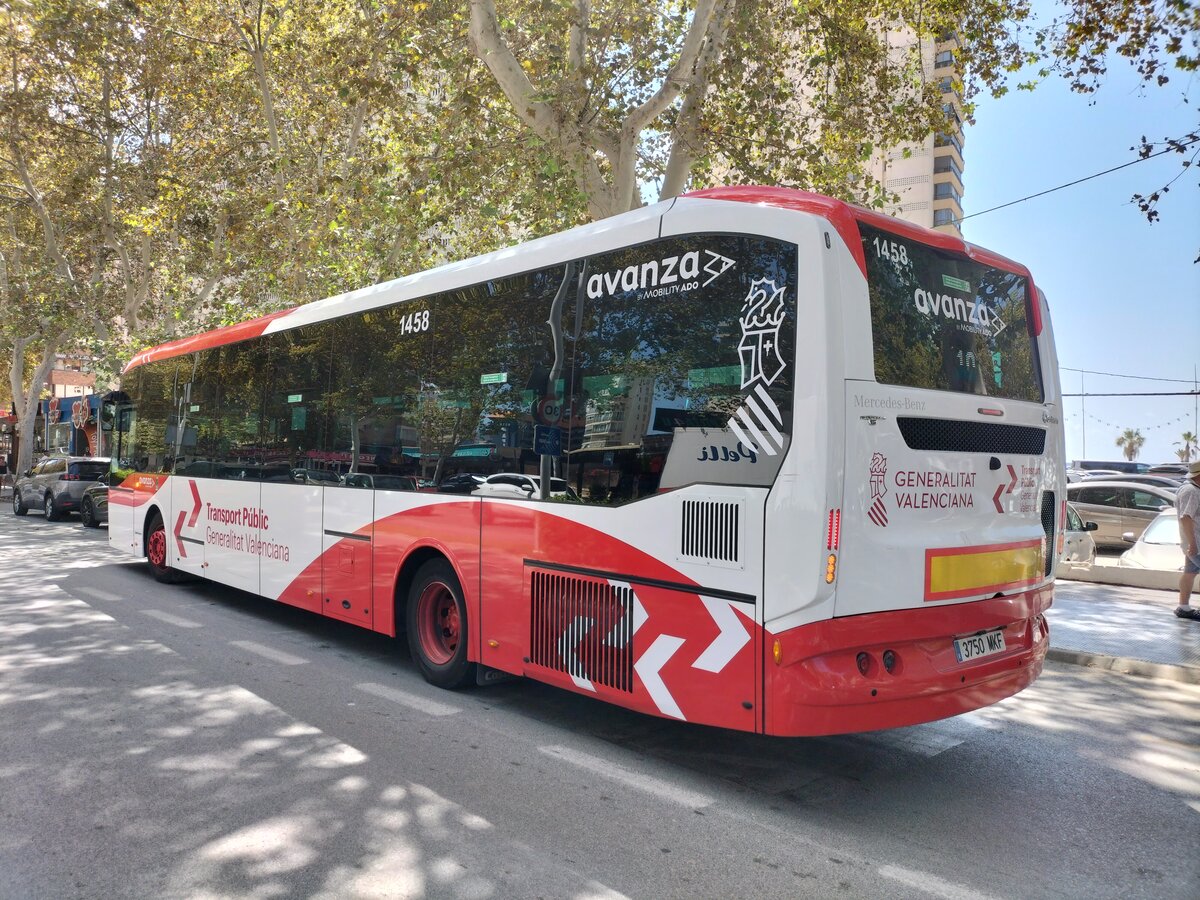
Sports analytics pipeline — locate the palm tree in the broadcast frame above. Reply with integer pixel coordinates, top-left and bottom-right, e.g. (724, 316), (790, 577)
(1175, 431), (1198, 463)
(1115, 428), (1145, 461)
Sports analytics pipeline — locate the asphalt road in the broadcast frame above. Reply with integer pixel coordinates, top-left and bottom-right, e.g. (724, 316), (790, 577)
(1, 512), (1198, 899)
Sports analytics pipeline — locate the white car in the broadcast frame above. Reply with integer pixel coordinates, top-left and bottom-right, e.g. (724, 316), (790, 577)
(1118, 508), (1186, 570)
(1060, 503), (1097, 568)
(473, 473), (578, 501)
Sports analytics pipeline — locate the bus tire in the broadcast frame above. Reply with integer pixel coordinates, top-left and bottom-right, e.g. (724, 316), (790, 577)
(145, 511), (185, 584)
(406, 559), (474, 689)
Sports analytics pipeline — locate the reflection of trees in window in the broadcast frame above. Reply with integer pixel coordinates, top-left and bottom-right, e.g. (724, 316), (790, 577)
(422, 270), (559, 482)
(863, 224), (1041, 402)
(260, 324), (333, 473)
(327, 304), (430, 480)
(567, 235), (797, 502)
(127, 359), (177, 473)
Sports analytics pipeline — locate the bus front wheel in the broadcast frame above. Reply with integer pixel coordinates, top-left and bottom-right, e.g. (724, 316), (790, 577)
(145, 511), (185, 584)
(406, 559), (474, 689)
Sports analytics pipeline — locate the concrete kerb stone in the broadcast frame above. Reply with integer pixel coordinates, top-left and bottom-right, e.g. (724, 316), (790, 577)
(1060, 564), (1198, 593)
(1047, 647), (1200, 685)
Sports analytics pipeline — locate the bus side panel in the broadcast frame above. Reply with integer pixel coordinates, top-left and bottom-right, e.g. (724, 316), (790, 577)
(479, 498), (759, 732)
(261, 482), (324, 614)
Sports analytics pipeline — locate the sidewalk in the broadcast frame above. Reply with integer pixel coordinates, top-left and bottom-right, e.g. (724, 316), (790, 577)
(1048, 576), (1200, 684)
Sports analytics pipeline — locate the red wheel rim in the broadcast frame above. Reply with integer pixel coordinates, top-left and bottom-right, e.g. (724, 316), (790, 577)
(148, 525), (167, 568)
(416, 581), (460, 665)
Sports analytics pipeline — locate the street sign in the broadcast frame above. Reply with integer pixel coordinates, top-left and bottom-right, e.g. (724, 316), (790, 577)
(534, 425), (562, 457)
(480, 372), (508, 385)
(533, 395), (562, 425)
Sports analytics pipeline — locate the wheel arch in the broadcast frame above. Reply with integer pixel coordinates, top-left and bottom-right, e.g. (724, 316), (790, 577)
(391, 542), (474, 651)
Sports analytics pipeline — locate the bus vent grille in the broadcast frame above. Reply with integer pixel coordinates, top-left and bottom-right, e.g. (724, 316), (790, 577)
(529, 570), (635, 693)
(898, 417), (1046, 455)
(680, 499), (741, 565)
(1040, 491), (1056, 576)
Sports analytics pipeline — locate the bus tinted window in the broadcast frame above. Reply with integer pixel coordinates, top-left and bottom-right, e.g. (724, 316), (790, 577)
(570, 234), (798, 499)
(861, 223), (1042, 402)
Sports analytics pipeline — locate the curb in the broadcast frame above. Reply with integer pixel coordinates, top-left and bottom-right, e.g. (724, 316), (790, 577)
(1048, 647), (1200, 685)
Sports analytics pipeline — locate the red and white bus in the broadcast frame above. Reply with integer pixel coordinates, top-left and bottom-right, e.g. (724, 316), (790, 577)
(106, 186), (1064, 736)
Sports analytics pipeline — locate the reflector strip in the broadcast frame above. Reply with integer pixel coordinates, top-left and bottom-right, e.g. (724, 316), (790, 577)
(833, 509), (841, 550)
(924, 539), (1043, 601)
(827, 509), (835, 550)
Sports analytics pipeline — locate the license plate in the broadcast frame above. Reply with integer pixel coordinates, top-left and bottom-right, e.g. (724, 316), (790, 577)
(953, 629), (1006, 663)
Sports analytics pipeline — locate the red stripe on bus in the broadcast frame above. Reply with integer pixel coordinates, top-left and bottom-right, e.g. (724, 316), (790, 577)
(123, 308), (295, 372)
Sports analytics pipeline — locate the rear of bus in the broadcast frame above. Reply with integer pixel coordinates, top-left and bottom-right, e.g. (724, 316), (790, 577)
(763, 200), (1063, 736)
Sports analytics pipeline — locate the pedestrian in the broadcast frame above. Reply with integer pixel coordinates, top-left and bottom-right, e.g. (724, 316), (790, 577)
(1176, 460), (1200, 621)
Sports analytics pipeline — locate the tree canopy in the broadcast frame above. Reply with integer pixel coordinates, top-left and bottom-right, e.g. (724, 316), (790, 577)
(0, 0), (1193, 475)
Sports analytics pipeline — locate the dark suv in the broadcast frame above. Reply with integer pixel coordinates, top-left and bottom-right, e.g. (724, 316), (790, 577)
(12, 456), (111, 520)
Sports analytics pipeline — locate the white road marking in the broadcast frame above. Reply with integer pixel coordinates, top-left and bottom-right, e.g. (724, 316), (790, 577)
(355, 681), (460, 717)
(141, 609), (203, 629)
(230, 640), (308, 666)
(878, 864), (1000, 900)
(539, 744), (714, 809)
(75, 586), (123, 603)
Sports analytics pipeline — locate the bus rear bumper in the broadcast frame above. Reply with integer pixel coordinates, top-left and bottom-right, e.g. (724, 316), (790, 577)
(763, 586), (1053, 737)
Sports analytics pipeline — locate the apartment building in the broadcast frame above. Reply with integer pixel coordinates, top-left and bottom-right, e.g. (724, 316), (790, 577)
(865, 31), (966, 236)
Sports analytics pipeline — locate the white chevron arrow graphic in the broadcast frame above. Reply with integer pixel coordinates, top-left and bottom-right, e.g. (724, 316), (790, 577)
(558, 616), (597, 692)
(691, 597), (751, 674)
(634, 634), (686, 720)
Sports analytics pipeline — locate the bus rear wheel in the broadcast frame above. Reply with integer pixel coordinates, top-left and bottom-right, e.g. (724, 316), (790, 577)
(145, 511), (185, 584)
(406, 559), (474, 689)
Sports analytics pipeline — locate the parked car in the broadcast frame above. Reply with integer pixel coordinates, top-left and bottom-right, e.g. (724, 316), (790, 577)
(79, 478), (109, 527)
(1060, 503), (1098, 568)
(342, 473), (418, 491)
(1070, 459), (1151, 475)
(437, 473), (486, 494)
(1065, 481), (1177, 550)
(472, 473), (579, 501)
(1080, 473), (1182, 490)
(1148, 463), (1190, 477)
(1077, 469), (1126, 479)
(1118, 508), (1185, 570)
(12, 456), (111, 520)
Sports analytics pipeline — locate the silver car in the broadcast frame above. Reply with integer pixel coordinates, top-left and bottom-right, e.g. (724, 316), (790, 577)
(12, 456), (111, 521)
(1065, 481), (1176, 550)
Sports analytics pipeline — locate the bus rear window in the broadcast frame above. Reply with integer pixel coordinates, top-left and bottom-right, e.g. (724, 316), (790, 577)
(860, 223), (1043, 402)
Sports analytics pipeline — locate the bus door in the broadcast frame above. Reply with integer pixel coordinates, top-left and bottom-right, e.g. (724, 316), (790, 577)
(321, 483), (374, 627)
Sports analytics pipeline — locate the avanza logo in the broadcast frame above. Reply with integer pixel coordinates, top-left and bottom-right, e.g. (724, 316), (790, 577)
(586, 249), (735, 299)
(912, 287), (1006, 339)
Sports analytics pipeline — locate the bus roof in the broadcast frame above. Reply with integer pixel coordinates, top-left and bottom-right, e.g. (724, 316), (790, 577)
(125, 186), (1038, 373)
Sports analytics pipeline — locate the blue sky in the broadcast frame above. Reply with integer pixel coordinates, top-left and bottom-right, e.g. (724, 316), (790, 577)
(961, 35), (1199, 466)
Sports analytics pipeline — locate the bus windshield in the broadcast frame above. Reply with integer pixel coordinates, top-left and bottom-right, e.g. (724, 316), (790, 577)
(860, 223), (1043, 402)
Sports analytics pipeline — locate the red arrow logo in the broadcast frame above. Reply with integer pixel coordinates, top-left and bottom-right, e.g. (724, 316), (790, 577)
(187, 480), (202, 527)
(174, 511), (188, 558)
(1006, 464), (1018, 494)
(993, 483), (1006, 514)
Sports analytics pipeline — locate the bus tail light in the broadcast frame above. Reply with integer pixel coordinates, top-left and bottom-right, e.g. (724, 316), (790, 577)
(882, 650), (897, 674)
(825, 554), (837, 584)
(826, 508), (841, 550)
(856, 652), (871, 676)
